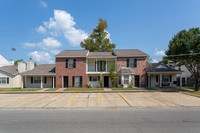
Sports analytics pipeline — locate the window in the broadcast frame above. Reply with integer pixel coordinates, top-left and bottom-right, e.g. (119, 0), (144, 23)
(33, 77), (41, 84)
(0, 77), (9, 84)
(124, 75), (129, 84)
(97, 61), (106, 71)
(73, 76), (82, 87)
(127, 59), (137, 67)
(66, 59), (76, 68)
(89, 76), (98, 82)
(156, 75), (158, 82)
(118, 76), (121, 85)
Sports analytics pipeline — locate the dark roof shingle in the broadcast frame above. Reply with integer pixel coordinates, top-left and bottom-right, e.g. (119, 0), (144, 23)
(88, 52), (116, 57)
(114, 49), (148, 57)
(147, 63), (182, 73)
(21, 64), (55, 75)
(56, 50), (89, 57)
(0, 66), (18, 75)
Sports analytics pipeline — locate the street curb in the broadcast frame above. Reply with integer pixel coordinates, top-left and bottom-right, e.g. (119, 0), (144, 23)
(0, 90), (173, 94)
(180, 92), (200, 98)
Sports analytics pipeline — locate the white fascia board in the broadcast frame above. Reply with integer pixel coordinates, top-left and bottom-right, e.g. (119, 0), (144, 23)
(20, 74), (56, 76)
(147, 71), (182, 74)
(86, 56), (117, 59)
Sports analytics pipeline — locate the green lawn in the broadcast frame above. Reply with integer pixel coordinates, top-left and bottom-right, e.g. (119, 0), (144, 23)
(111, 88), (139, 90)
(64, 88), (104, 91)
(144, 87), (158, 90)
(0, 88), (41, 91)
(45, 88), (59, 91)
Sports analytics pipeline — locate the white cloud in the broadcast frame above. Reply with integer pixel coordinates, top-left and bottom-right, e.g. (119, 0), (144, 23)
(24, 37), (62, 50)
(50, 49), (60, 55)
(155, 48), (165, 56)
(151, 59), (159, 63)
(37, 10), (88, 46)
(29, 51), (54, 64)
(36, 26), (46, 33)
(40, 1), (47, 8)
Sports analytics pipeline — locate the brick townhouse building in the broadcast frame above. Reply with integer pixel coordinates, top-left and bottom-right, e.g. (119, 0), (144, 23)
(55, 49), (148, 88)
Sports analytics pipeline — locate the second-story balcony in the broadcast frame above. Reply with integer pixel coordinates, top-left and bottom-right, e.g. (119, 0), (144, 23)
(86, 58), (116, 73)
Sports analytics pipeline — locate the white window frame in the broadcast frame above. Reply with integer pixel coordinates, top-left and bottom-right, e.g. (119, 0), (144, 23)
(74, 76), (81, 87)
(124, 75), (129, 85)
(33, 77), (42, 84)
(90, 76), (98, 82)
(68, 59), (74, 68)
(0, 77), (8, 84)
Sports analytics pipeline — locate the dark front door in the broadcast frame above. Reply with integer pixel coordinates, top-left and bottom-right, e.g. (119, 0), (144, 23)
(104, 76), (109, 87)
(63, 76), (68, 88)
(135, 75), (140, 87)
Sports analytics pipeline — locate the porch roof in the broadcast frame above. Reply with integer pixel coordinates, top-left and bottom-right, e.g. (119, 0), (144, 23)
(117, 67), (135, 74)
(147, 63), (182, 74)
(20, 64), (55, 76)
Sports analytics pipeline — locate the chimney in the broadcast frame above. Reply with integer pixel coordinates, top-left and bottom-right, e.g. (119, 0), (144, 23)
(26, 61), (35, 71)
(18, 62), (26, 73)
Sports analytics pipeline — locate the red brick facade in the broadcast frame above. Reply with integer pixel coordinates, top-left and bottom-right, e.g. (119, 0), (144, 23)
(117, 57), (147, 87)
(55, 58), (88, 88)
(56, 56), (147, 88)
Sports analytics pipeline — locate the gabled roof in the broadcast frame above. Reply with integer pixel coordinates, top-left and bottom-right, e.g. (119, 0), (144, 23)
(0, 65), (18, 75)
(147, 63), (182, 73)
(56, 50), (89, 57)
(20, 64), (55, 75)
(0, 54), (13, 67)
(117, 67), (135, 74)
(113, 49), (148, 57)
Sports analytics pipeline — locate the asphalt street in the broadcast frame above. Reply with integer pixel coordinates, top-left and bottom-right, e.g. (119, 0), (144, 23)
(0, 109), (200, 133)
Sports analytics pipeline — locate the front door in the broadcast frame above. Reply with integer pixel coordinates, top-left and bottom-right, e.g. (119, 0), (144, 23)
(63, 76), (68, 88)
(135, 75), (140, 87)
(104, 76), (109, 87)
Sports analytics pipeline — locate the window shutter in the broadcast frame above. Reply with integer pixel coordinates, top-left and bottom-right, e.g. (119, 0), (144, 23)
(72, 76), (75, 87)
(31, 77), (33, 84)
(7, 77), (9, 84)
(80, 76), (82, 87)
(156, 75), (158, 82)
(66, 59), (68, 68)
(73, 59), (76, 68)
(44, 77), (47, 84)
(95, 61), (97, 71)
(90, 76), (92, 81)
(134, 59), (137, 67)
(170, 75), (172, 82)
(127, 59), (129, 67)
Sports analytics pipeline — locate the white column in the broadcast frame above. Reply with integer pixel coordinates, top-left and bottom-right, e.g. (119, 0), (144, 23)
(21, 76), (24, 89)
(160, 74), (162, 88)
(53, 76), (55, 88)
(62, 76), (63, 88)
(180, 74), (182, 87)
(106, 58), (107, 72)
(41, 76), (43, 88)
(86, 59), (88, 72)
(148, 74), (151, 88)
(96, 59), (97, 72)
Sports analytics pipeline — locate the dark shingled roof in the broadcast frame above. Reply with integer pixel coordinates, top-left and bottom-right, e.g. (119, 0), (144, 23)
(21, 64), (55, 75)
(114, 49), (148, 57)
(0, 65), (18, 75)
(88, 52), (116, 57)
(56, 50), (89, 57)
(147, 63), (182, 73)
(117, 67), (135, 74)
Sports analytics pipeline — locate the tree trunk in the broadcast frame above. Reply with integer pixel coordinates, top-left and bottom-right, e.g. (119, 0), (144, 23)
(195, 76), (199, 91)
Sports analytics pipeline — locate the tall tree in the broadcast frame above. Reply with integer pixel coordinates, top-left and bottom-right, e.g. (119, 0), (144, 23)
(80, 18), (115, 52)
(159, 56), (168, 64)
(166, 28), (200, 91)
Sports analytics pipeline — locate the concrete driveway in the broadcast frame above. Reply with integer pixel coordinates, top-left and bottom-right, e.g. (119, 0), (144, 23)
(0, 92), (200, 109)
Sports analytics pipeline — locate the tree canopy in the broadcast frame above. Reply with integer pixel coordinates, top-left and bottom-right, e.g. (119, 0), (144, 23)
(166, 28), (200, 91)
(80, 18), (115, 52)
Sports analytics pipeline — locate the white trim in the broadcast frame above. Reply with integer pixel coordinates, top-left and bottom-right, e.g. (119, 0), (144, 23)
(147, 72), (182, 74)
(56, 56), (86, 58)
(86, 72), (110, 74)
(53, 76), (55, 88)
(21, 74), (56, 76)
(86, 56), (117, 58)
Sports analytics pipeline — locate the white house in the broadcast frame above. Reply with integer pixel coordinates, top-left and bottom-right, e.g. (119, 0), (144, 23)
(0, 54), (14, 67)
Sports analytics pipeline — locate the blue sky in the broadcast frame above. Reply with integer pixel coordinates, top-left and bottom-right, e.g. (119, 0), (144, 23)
(0, 0), (200, 64)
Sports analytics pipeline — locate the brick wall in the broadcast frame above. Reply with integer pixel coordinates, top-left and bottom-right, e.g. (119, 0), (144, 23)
(56, 57), (88, 88)
(117, 57), (147, 87)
